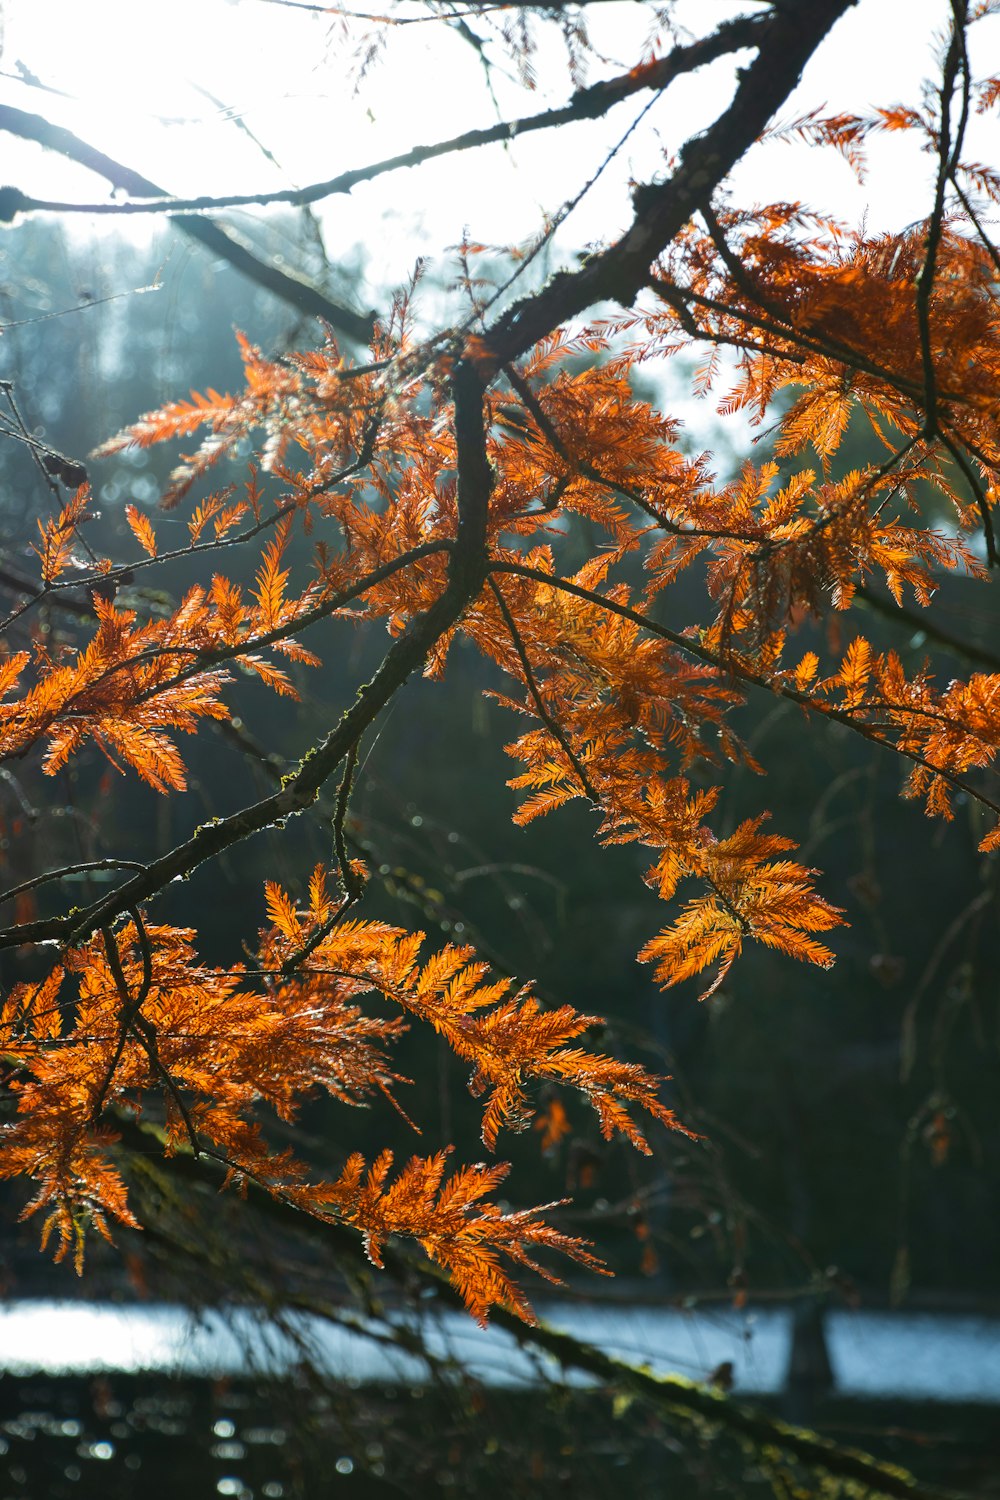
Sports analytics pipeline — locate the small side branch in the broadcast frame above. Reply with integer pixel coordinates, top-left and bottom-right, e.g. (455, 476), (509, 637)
(855, 585), (1000, 673)
(0, 859), (148, 909)
(332, 741), (364, 903)
(489, 559), (1000, 824)
(278, 742), (364, 975)
(90, 919), (154, 1121)
(488, 574), (599, 804)
(91, 913), (201, 1155)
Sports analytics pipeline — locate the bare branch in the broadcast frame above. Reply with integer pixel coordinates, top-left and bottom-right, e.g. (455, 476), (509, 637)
(0, 105), (376, 345)
(0, 16), (768, 222)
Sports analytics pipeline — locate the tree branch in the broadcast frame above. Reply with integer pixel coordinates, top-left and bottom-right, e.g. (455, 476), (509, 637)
(856, 584), (1000, 674)
(487, 573), (598, 801)
(483, 0), (858, 370)
(113, 1115), (965, 1500)
(0, 105), (376, 346)
(489, 560), (1000, 824)
(0, 16), (768, 221)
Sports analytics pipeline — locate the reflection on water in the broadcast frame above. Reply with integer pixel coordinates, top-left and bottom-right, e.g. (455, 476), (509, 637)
(1, 1300), (998, 1401)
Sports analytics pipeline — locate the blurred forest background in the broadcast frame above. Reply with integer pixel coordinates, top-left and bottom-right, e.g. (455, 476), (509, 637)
(1, 209), (999, 1496)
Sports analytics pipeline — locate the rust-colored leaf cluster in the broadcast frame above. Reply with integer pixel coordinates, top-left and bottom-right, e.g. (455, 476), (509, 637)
(0, 872), (678, 1315)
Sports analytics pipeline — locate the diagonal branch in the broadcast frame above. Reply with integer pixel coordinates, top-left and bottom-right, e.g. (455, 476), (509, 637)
(0, 105), (376, 346)
(0, 539), (455, 777)
(0, 15), (768, 222)
(649, 276), (931, 406)
(487, 573), (598, 801)
(855, 584), (1000, 673)
(113, 1114), (964, 1500)
(90, 917), (155, 1121)
(0, 859), (148, 909)
(483, 0), (858, 370)
(489, 560), (1000, 823)
(502, 361), (749, 540)
(0, 419), (384, 638)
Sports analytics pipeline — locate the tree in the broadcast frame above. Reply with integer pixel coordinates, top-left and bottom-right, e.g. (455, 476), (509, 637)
(1, 0), (999, 1492)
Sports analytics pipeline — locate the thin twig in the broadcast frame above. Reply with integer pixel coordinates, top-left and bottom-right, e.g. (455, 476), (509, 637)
(0, 421), (383, 637)
(276, 741), (367, 972)
(488, 574), (598, 802)
(90, 920), (154, 1121)
(502, 362), (749, 541)
(948, 170), (1000, 279)
(0, 859), (148, 908)
(91, 912), (202, 1154)
(855, 585), (1000, 673)
(915, 5), (965, 441)
(699, 201), (795, 332)
(936, 428), (997, 566)
(489, 560), (1000, 824)
(0, 540), (454, 776)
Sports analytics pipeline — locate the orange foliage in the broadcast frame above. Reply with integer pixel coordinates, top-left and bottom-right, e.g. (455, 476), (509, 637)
(3, 0), (1000, 1322)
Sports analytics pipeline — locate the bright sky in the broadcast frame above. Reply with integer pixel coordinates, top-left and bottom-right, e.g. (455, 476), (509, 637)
(1, 0), (998, 435)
